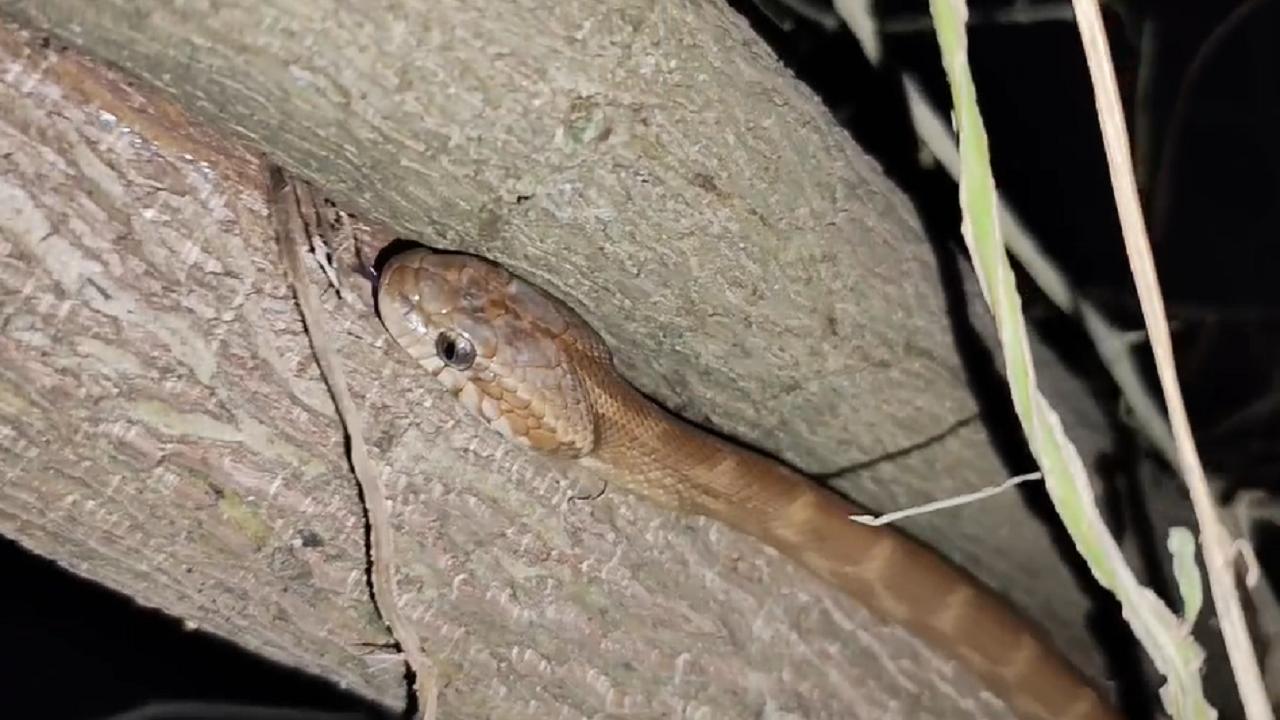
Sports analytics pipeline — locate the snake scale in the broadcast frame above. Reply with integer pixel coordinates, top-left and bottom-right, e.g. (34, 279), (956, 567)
(374, 246), (1122, 720)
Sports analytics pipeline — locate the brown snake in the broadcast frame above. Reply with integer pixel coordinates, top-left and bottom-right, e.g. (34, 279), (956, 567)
(374, 246), (1122, 720)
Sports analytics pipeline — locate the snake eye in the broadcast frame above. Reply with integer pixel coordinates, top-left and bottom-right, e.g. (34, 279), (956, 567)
(435, 329), (476, 370)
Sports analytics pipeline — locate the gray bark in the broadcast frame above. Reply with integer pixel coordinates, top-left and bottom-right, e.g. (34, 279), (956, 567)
(0, 2), (1119, 718)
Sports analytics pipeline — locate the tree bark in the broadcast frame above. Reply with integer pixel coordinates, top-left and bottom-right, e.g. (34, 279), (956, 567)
(0, 2), (1117, 717)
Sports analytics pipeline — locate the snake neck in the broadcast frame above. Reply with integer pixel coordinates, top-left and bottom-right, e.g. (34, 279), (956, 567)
(571, 352), (802, 513)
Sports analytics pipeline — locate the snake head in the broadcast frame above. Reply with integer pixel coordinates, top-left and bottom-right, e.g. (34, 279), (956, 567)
(375, 247), (597, 457)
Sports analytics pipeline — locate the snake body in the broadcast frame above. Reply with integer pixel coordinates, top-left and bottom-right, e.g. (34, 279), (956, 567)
(375, 247), (1121, 720)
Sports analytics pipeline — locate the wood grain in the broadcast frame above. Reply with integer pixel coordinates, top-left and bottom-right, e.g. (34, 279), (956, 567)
(0, 5), (1120, 716)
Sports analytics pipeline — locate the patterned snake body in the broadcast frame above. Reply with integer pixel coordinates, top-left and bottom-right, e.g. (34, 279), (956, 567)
(375, 247), (1120, 720)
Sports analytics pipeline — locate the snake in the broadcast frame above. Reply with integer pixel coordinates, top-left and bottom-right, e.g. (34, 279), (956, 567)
(373, 246), (1122, 720)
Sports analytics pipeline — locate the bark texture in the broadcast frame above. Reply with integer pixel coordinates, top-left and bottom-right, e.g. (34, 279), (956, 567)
(0, 2), (1118, 717)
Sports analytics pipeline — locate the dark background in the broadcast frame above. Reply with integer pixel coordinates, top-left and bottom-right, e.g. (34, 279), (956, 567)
(4, 0), (1277, 718)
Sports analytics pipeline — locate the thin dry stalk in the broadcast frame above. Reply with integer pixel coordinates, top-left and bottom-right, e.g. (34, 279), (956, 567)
(1068, 3), (1273, 718)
